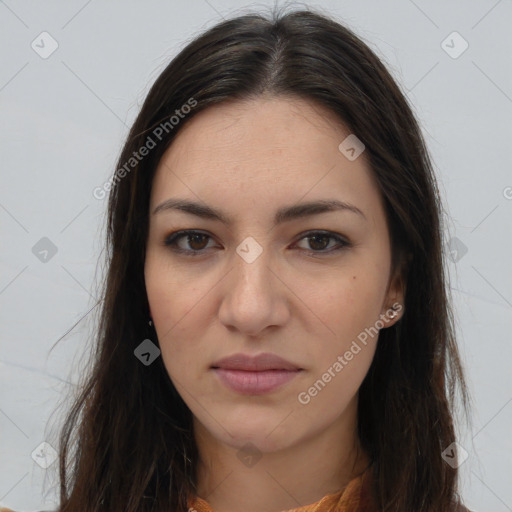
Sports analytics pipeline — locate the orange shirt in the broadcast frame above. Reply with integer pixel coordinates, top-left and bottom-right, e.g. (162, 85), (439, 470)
(0, 465), (471, 512)
(187, 465), (375, 512)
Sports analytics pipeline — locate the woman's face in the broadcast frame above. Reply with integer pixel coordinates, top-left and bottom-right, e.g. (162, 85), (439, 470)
(145, 96), (404, 454)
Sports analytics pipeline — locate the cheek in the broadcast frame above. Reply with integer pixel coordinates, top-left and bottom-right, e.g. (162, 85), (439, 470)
(146, 253), (203, 333)
(298, 274), (380, 413)
(301, 272), (386, 402)
(317, 271), (384, 340)
(144, 255), (219, 384)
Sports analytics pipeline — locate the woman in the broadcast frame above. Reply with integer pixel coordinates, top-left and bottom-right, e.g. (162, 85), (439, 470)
(3, 6), (473, 512)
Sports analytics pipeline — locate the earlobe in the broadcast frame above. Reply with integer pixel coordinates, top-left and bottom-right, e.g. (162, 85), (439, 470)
(380, 301), (403, 329)
(381, 264), (407, 328)
(388, 301), (403, 324)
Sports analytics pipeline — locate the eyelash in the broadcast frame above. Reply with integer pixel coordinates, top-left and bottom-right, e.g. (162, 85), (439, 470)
(163, 230), (351, 257)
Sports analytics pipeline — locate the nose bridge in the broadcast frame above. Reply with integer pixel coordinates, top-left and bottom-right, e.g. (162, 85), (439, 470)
(218, 235), (287, 334)
(232, 235), (273, 296)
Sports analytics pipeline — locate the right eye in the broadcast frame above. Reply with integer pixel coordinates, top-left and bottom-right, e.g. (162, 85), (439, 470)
(163, 230), (218, 256)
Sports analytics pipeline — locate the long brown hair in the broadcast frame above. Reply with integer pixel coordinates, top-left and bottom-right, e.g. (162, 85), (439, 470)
(55, 6), (472, 511)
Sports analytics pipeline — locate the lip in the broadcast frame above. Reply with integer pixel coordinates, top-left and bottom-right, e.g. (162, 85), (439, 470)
(211, 352), (303, 395)
(211, 352), (302, 371)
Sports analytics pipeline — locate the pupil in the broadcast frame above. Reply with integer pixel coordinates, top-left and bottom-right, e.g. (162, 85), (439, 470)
(189, 234), (207, 250)
(309, 235), (328, 250)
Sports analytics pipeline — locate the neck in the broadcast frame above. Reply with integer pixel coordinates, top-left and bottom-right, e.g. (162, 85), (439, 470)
(193, 396), (370, 512)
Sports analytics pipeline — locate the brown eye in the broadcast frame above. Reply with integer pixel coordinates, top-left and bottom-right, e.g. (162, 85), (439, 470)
(187, 233), (210, 250)
(295, 231), (350, 254)
(164, 230), (216, 255)
(163, 230), (350, 257)
(306, 234), (331, 251)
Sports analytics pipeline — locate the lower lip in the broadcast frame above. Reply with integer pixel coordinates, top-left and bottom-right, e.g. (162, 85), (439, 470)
(212, 368), (301, 395)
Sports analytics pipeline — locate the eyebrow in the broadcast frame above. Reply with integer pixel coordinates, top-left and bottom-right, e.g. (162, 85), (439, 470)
(152, 198), (367, 224)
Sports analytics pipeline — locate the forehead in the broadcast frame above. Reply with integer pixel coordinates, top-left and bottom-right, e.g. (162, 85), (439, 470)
(150, 96), (384, 222)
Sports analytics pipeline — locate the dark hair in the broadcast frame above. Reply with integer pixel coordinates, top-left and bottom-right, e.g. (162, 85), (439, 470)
(56, 5), (472, 512)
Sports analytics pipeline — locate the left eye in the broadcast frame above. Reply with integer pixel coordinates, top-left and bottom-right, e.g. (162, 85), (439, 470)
(295, 232), (349, 253)
(163, 230), (350, 256)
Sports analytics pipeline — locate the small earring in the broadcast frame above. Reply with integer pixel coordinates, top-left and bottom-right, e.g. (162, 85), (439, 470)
(149, 318), (153, 328)
(388, 303), (400, 319)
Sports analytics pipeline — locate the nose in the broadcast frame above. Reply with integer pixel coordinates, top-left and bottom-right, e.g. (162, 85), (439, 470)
(217, 246), (290, 337)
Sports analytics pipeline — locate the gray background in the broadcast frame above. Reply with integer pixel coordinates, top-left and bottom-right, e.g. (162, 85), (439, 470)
(1, 1), (511, 510)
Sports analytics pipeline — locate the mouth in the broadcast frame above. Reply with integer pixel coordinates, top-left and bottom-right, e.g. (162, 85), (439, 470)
(211, 352), (303, 395)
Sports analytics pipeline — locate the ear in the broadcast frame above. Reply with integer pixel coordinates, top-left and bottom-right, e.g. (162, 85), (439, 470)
(380, 253), (410, 328)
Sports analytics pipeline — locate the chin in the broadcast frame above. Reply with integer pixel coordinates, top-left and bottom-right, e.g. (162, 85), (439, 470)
(227, 431), (294, 454)
(211, 410), (302, 453)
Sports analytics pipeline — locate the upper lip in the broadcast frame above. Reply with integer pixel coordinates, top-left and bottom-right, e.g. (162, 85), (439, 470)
(211, 352), (302, 371)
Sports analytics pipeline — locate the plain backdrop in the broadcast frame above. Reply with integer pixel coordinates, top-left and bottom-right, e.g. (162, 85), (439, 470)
(1, 1), (511, 510)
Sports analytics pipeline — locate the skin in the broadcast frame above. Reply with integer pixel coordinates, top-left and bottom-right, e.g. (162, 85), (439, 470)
(144, 95), (405, 512)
